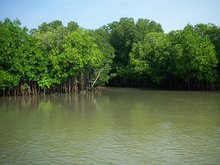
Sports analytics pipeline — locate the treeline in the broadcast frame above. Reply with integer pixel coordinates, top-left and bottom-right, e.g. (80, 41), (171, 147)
(0, 18), (114, 96)
(0, 17), (220, 96)
(107, 18), (220, 90)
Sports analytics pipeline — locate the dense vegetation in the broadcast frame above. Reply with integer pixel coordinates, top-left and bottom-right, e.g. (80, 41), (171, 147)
(1, 17), (220, 96)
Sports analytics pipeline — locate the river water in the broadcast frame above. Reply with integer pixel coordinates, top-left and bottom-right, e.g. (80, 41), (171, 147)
(0, 88), (220, 164)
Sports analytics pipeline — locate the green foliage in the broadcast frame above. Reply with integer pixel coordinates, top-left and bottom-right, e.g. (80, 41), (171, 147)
(35, 23), (114, 89)
(130, 32), (171, 84)
(38, 20), (63, 32)
(31, 20), (68, 87)
(169, 25), (218, 83)
(135, 18), (163, 42)
(67, 21), (79, 32)
(0, 18), (35, 88)
(109, 17), (136, 79)
(0, 70), (20, 89)
(62, 29), (100, 73)
(193, 24), (220, 79)
(89, 27), (115, 84)
(0, 17), (220, 95)
(130, 25), (218, 86)
(0, 18), (114, 94)
(108, 17), (165, 85)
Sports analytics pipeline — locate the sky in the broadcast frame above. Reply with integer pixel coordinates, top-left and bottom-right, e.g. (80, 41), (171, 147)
(0, 0), (220, 32)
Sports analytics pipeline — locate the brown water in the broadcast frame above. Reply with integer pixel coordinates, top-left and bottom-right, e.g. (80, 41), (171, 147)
(0, 88), (220, 164)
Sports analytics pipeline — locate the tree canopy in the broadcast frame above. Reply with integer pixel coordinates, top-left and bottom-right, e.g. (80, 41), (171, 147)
(0, 17), (220, 96)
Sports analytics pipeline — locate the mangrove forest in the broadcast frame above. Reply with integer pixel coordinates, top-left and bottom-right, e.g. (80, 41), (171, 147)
(1, 17), (220, 96)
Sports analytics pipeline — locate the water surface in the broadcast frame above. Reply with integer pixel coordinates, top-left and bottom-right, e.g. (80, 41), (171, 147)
(0, 88), (220, 164)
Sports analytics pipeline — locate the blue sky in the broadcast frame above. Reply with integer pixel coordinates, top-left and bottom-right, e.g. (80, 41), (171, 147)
(0, 0), (220, 32)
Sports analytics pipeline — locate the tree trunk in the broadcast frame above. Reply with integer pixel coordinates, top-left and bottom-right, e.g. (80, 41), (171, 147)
(68, 78), (71, 93)
(91, 66), (106, 90)
(80, 72), (84, 91)
(73, 77), (78, 93)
